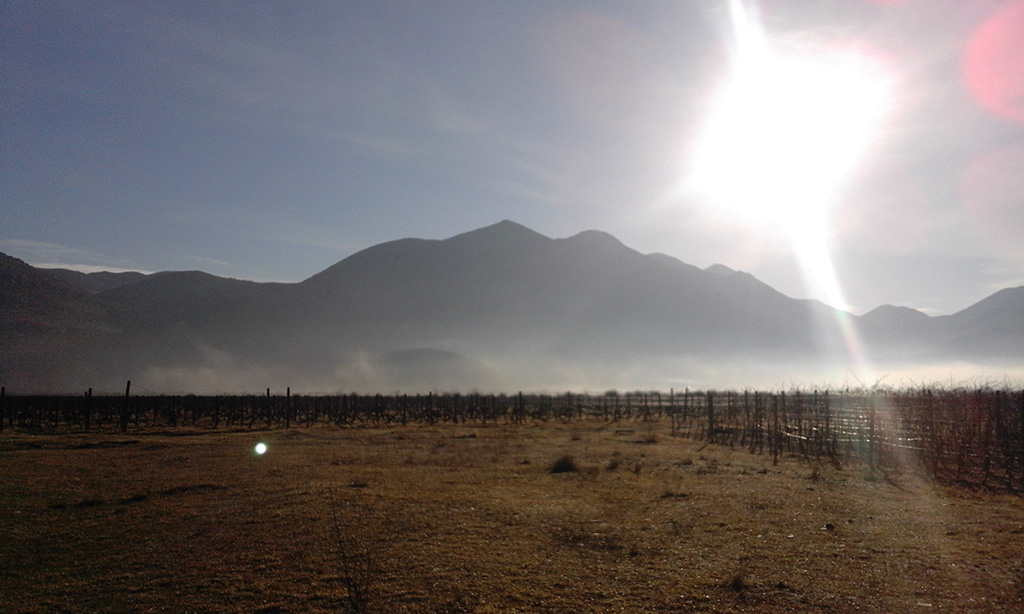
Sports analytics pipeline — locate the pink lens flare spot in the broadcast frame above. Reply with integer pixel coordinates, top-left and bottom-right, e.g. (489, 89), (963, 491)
(964, 2), (1024, 124)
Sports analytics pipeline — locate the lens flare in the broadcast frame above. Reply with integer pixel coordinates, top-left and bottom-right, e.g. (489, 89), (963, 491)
(963, 2), (1024, 125)
(254, 442), (268, 455)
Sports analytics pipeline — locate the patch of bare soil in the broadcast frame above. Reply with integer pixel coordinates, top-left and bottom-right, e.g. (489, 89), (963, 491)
(1, 420), (1022, 613)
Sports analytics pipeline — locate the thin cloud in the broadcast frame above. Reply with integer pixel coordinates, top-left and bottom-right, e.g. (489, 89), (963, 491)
(186, 256), (229, 269)
(32, 263), (155, 275)
(0, 239), (151, 274)
(1, 238), (105, 264)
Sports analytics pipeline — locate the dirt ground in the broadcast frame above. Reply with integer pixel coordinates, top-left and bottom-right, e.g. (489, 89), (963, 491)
(2, 420), (1023, 613)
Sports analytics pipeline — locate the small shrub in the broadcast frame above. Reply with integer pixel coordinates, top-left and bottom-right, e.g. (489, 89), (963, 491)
(728, 572), (746, 593)
(638, 424), (658, 444)
(549, 455), (579, 474)
(660, 490), (688, 499)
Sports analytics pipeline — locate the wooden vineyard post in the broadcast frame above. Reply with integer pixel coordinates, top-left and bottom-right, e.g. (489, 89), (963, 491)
(120, 380), (131, 433)
(266, 388), (273, 428)
(746, 392), (755, 454)
(926, 389), (940, 480)
(84, 388), (92, 432)
(285, 387), (292, 429)
(771, 393), (780, 466)
(706, 391), (715, 444)
(1018, 390), (1024, 493)
(868, 392), (877, 472)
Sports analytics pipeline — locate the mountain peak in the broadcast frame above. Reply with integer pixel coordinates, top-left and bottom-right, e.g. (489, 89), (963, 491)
(564, 229), (622, 244)
(448, 219), (548, 242)
(560, 229), (636, 252)
(444, 220), (551, 252)
(704, 264), (736, 276)
(861, 304), (930, 324)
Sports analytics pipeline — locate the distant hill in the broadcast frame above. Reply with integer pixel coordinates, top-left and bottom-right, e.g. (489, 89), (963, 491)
(2, 221), (1023, 392)
(0, 253), (120, 389)
(939, 287), (1024, 358)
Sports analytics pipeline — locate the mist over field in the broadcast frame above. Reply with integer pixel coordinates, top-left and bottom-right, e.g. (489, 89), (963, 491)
(127, 352), (1024, 396)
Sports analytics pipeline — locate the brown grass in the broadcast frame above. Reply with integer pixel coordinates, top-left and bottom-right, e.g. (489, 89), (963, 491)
(2, 420), (1023, 613)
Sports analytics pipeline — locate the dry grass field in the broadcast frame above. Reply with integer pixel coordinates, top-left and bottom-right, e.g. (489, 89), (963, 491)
(2, 420), (1023, 613)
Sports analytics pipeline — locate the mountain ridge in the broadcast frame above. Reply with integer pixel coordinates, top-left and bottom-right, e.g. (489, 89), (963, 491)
(3, 222), (1024, 392)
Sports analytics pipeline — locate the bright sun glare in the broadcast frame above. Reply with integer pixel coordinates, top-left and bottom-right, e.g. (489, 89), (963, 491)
(690, 0), (895, 237)
(687, 0), (898, 371)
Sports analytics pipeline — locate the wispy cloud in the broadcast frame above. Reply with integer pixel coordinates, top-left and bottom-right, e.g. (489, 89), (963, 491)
(32, 263), (155, 275)
(187, 256), (229, 269)
(1, 238), (88, 256)
(1, 238), (97, 262)
(0, 238), (148, 273)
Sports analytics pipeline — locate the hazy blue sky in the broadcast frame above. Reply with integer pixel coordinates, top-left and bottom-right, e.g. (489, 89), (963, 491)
(3, 0), (1023, 316)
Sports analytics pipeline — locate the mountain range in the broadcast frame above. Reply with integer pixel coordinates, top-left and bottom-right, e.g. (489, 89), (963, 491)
(2, 220), (1023, 393)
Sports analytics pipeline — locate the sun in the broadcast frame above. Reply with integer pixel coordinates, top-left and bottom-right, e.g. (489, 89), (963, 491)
(683, 0), (897, 370)
(688, 0), (895, 237)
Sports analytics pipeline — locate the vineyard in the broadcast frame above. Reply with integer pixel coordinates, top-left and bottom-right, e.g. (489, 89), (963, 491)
(3, 384), (1022, 492)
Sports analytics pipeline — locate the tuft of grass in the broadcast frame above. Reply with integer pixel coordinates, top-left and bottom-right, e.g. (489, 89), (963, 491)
(325, 489), (374, 614)
(660, 490), (689, 500)
(637, 424), (658, 444)
(549, 455), (579, 474)
(606, 451), (623, 471)
(728, 572), (747, 593)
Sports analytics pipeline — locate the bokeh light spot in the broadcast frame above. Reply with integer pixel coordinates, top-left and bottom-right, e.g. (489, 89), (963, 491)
(254, 442), (268, 455)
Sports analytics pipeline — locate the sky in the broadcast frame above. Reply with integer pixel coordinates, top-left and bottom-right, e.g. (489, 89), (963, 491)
(2, 0), (1024, 316)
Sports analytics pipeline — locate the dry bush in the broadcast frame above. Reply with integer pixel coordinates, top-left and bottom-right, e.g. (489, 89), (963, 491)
(549, 454), (578, 473)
